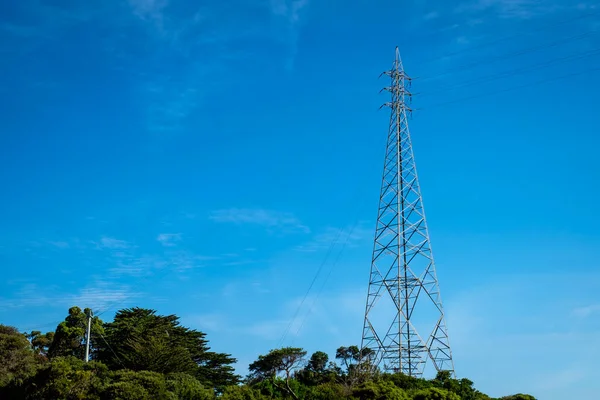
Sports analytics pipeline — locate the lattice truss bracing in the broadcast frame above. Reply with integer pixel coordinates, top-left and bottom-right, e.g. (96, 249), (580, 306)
(360, 48), (454, 378)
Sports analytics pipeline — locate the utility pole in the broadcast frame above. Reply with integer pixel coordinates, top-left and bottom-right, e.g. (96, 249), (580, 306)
(85, 309), (92, 363)
(360, 47), (454, 377)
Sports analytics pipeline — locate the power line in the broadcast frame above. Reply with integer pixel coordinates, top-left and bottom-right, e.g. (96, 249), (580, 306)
(419, 47), (600, 96)
(277, 226), (345, 347)
(98, 331), (125, 367)
(290, 217), (363, 344)
(414, 8), (600, 67)
(278, 186), (372, 347)
(417, 64), (600, 110)
(418, 28), (598, 82)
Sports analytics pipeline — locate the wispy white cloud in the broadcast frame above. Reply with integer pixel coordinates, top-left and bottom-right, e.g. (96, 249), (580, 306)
(48, 241), (70, 249)
(457, 0), (561, 19)
(244, 318), (303, 341)
(210, 208), (310, 234)
(185, 313), (227, 333)
(157, 232), (181, 247)
(295, 224), (372, 252)
(127, 0), (168, 29)
(0, 280), (138, 313)
(71, 280), (138, 313)
(221, 280), (271, 299)
(424, 11), (440, 20)
(98, 236), (132, 250)
(572, 304), (600, 318)
(269, 0), (310, 69)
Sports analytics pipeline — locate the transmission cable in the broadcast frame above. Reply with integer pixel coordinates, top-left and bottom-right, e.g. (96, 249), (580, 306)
(417, 28), (598, 82)
(419, 47), (600, 96)
(415, 8), (600, 67)
(276, 226), (345, 348)
(277, 184), (372, 347)
(417, 63), (600, 110)
(98, 331), (125, 367)
(290, 217), (364, 344)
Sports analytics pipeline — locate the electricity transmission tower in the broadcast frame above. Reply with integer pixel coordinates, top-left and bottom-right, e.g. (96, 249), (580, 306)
(360, 47), (454, 378)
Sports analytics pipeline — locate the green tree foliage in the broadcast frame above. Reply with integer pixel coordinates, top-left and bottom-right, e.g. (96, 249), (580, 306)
(97, 307), (239, 391)
(1, 306), (539, 400)
(430, 370), (493, 400)
(48, 307), (104, 360)
(381, 372), (433, 391)
(352, 379), (410, 400)
(103, 370), (173, 399)
(165, 372), (215, 400)
(305, 382), (348, 400)
(296, 351), (338, 386)
(335, 345), (373, 388)
(0, 325), (40, 387)
(25, 330), (55, 358)
(248, 347), (307, 400)
(221, 384), (270, 400)
(22, 356), (108, 400)
(196, 350), (239, 393)
(413, 387), (462, 400)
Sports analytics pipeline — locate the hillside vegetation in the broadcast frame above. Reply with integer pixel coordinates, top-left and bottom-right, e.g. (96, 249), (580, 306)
(0, 306), (536, 400)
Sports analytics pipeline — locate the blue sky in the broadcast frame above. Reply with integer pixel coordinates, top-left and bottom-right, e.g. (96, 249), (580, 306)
(1, 0), (599, 398)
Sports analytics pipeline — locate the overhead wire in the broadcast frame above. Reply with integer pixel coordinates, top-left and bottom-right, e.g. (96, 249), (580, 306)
(418, 46), (600, 97)
(416, 63), (600, 110)
(280, 184), (375, 346)
(98, 331), (125, 367)
(290, 217), (364, 345)
(417, 28), (599, 83)
(414, 7), (600, 67)
(277, 227), (345, 347)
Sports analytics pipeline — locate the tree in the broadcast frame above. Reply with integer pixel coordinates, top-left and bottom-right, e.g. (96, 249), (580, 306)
(97, 307), (238, 391)
(221, 385), (270, 400)
(381, 372), (432, 391)
(352, 379), (409, 400)
(0, 325), (40, 387)
(248, 347), (307, 400)
(335, 345), (373, 388)
(22, 356), (108, 400)
(165, 372), (215, 400)
(48, 306), (104, 360)
(306, 382), (348, 400)
(413, 387), (461, 400)
(197, 351), (239, 393)
(432, 370), (491, 400)
(335, 346), (360, 371)
(26, 330), (55, 358)
(103, 370), (171, 399)
(297, 351), (337, 386)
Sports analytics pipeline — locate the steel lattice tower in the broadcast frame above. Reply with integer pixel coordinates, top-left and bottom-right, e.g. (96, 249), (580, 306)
(360, 47), (454, 377)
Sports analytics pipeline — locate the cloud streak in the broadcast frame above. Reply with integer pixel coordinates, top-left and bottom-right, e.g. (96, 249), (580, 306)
(295, 224), (372, 252)
(157, 233), (181, 247)
(269, 0), (310, 69)
(0, 280), (138, 313)
(457, 0), (561, 19)
(98, 236), (132, 250)
(210, 208), (310, 234)
(572, 304), (600, 318)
